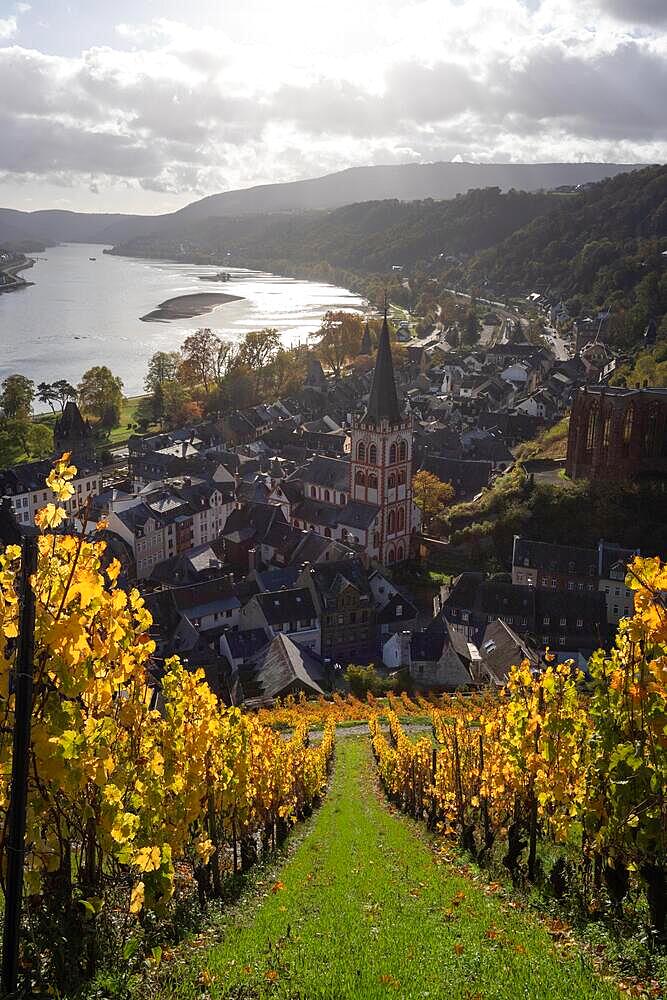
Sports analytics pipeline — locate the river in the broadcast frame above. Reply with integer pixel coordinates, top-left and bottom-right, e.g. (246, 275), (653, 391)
(0, 243), (365, 398)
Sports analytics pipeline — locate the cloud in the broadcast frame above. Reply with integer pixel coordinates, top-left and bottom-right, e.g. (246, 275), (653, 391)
(597, 0), (667, 25)
(0, 16), (17, 38)
(1, 1), (666, 211)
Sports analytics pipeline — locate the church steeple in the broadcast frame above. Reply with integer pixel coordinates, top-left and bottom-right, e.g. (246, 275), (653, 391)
(358, 322), (373, 356)
(363, 304), (401, 426)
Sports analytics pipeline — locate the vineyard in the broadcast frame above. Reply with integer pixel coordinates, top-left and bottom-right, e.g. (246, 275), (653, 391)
(369, 560), (667, 938)
(0, 457), (664, 997)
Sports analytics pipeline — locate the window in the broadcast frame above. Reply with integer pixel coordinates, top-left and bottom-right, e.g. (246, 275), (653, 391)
(388, 510), (395, 533)
(568, 582), (574, 591)
(507, 616), (513, 624)
(355, 470), (365, 486)
(576, 618), (583, 628)
(388, 473), (396, 489)
(559, 636), (566, 645)
(397, 508), (405, 531)
(396, 604), (403, 617)
(368, 473), (378, 489)
(461, 612), (469, 622)
(310, 486), (317, 498)
(357, 442), (366, 462)
(398, 440), (407, 462)
(325, 527), (331, 538)
(387, 548), (395, 564)
(543, 616), (550, 625)
(418, 664), (424, 674)
(396, 544), (404, 561)
(324, 489), (330, 502)
(389, 443), (397, 464)
(551, 579), (557, 588)
(369, 444), (377, 464)
(560, 617), (566, 626)
(398, 470), (406, 486)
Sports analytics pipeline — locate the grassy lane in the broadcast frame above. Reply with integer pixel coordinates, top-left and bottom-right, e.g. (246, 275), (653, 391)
(155, 739), (619, 1000)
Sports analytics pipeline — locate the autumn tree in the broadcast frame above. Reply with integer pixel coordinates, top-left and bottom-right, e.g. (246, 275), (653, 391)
(144, 351), (181, 394)
(51, 379), (77, 413)
(412, 469), (455, 533)
(180, 328), (222, 393)
(78, 366), (124, 431)
(313, 311), (364, 377)
(1, 373), (34, 419)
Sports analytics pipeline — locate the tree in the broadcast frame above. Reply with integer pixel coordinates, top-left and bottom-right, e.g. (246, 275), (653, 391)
(51, 379), (77, 413)
(144, 351), (180, 394)
(313, 311), (364, 377)
(1, 373), (34, 419)
(180, 328), (222, 393)
(78, 366), (124, 432)
(412, 470), (455, 533)
(0, 419), (25, 466)
(36, 382), (58, 414)
(460, 309), (479, 347)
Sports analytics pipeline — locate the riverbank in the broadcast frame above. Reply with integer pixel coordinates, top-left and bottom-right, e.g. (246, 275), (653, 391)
(0, 254), (35, 292)
(140, 291), (244, 322)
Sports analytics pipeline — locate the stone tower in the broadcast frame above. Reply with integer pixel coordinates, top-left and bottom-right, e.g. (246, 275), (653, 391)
(349, 309), (417, 565)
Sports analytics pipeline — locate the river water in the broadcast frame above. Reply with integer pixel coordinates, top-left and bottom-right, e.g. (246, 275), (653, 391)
(0, 243), (365, 398)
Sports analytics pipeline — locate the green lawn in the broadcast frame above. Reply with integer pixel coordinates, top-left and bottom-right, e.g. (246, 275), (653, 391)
(36, 395), (150, 451)
(149, 739), (619, 1000)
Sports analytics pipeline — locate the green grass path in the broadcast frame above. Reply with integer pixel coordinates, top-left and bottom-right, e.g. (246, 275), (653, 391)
(157, 739), (619, 1000)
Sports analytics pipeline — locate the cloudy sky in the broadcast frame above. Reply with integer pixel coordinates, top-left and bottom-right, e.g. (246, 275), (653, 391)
(1, 0), (665, 215)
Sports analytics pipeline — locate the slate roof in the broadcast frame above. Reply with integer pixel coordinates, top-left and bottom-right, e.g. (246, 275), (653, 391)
(295, 454), (350, 490)
(479, 620), (540, 685)
(513, 538), (598, 577)
(363, 309), (402, 425)
(420, 456), (492, 500)
(247, 633), (327, 699)
(308, 557), (372, 608)
(256, 588), (317, 625)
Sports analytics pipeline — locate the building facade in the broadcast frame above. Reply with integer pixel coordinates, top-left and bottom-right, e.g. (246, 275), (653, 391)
(348, 311), (418, 566)
(566, 385), (667, 481)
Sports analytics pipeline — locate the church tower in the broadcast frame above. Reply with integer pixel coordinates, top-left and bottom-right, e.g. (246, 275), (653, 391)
(349, 308), (417, 565)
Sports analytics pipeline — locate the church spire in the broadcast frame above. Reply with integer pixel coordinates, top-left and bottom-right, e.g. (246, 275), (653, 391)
(363, 300), (401, 425)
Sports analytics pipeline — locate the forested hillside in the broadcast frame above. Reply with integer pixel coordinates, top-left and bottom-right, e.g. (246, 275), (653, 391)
(111, 188), (559, 270)
(447, 165), (667, 343)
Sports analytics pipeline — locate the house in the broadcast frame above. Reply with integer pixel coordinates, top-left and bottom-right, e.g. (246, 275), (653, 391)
(382, 622), (474, 689)
(301, 557), (376, 665)
(0, 459), (102, 528)
(512, 536), (638, 625)
(478, 620), (541, 686)
(239, 633), (331, 702)
(438, 572), (608, 652)
(419, 456), (492, 502)
(240, 587), (320, 654)
(368, 570), (419, 641)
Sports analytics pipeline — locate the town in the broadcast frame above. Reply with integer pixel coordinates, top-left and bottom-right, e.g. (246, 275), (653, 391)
(2, 293), (663, 708)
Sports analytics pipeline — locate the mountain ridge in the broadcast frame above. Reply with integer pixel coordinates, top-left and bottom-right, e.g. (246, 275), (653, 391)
(0, 160), (644, 250)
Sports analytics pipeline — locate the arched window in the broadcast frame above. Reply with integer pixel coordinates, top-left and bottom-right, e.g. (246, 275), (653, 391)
(396, 544), (404, 562)
(369, 443), (377, 464)
(622, 406), (634, 450)
(324, 489), (330, 502)
(398, 440), (407, 462)
(340, 493), (347, 505)
(357, 441), (366, 462)
(644, 405), (659, 456)
(398, 469), (406, 486)
(342, 528), (348, 539)
(389, 443), (397, 464)
(388, 473), (396, 489)
(310, 486), (317, 498)
(324, 527), (332, 538)
(388, 510), (396, 534)
(368, 473), (378, 490)
(586, 407), (597, 451)
(387, 548), (395, 564)
(398, 507), (405, 531)
(602, 414), (611, 452)
(355, 470), (365, 486)
(373, 531), (380, 547)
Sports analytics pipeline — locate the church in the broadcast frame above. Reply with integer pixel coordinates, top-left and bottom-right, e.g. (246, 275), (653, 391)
(348, 310), (419, 565)
(275, 310), (420, 566)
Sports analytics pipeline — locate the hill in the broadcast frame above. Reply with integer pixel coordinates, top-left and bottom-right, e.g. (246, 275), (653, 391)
(110, 187), (562, 272)
(0, 161), (639, 249)
(447, 164), (667, 345)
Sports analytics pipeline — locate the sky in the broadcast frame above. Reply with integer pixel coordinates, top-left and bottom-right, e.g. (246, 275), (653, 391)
(1, 0), (666, 215)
